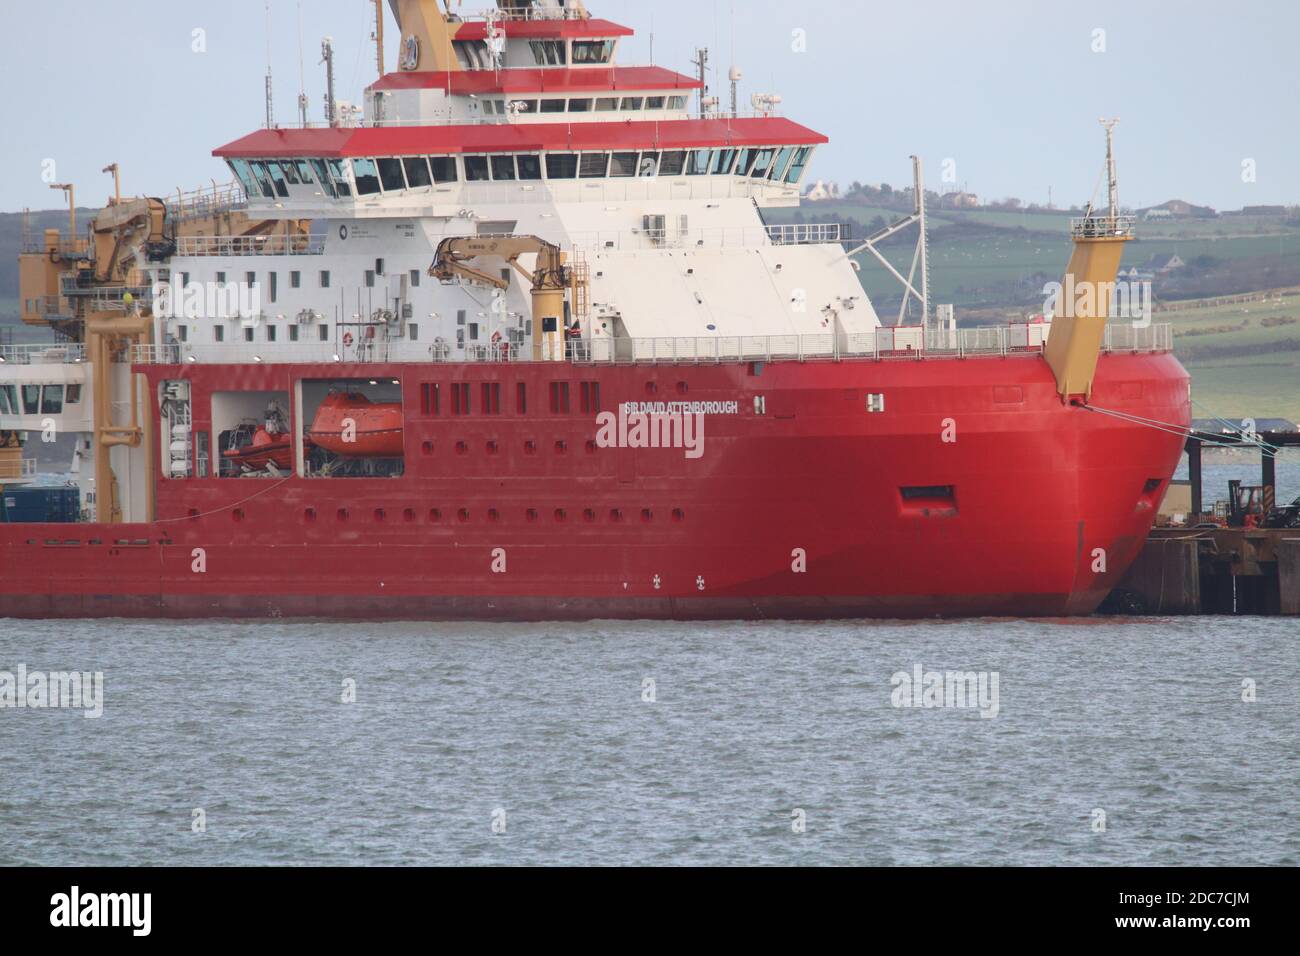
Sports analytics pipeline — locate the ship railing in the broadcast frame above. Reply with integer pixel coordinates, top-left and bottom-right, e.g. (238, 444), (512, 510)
(170, 182), (246, 222)
(124, 324), (1175, 366)
(570, 222), (845, 251)
(21, 237), (85, 257)
(173, 234), (325, 257)
(1070, 215), (1137, 239)
(0, 343), (87, 365)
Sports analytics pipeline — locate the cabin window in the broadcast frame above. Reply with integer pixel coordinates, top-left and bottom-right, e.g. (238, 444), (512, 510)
(377, 158), (407, 192)
(320, 270), (331, 288)
(511, 100), (539, 114)
(410, 269), (421, 287)
(365, 270), (375, 288)
(750, 147), (776, 178)
(482, 100), (496, 116)
(549, 382), (570, 414)
(20, 385), (40, 415)
(568, 98), (593, 113)
(452, 383), (470, 415)
(609, 152), (639, 178)
(243, 326), (255, 343)
(327, 159), (352, 197)
(403, 157), (432, 188)
(290, 270), (301, 289)
(516, 382), (527, 414)
(530, 40), (567, 66)
(464, 156), (490, 181)
(595, 97), (619, 111)
(228, 159), (258, 198)
(637, 152), (660, 177)
(65, 385), (81, 405)
(546, 153), (579, 179)
(482, 383), (501, 415)
(620, 97), (644, 111)
(266, 325), (277, 343)
(572, 40), (615, 64)
(351, 158), (381, 195)
(215, 271), (226, 284)
(645, 96), (666, 110)
(579, 153), (609, 178)
(540, 98), (566, 113)
(686, 149), (713, 176)
(468, 323), (479, 341)
(246, 271), (256, 286)
(375, 258), (385, 276)
(580, 381), (601, 413)
(734, 148), (756, 176)
(214, 326), (225, 342)
(769, 146), (795, 181)
(490, 155), (516, 181)
(289, 325), (299, 342)
(785, 146), (812, 184)
(177, 325), (188, 342)
(421, 383), (440, 416)
(268, 271), (278, 302)
(0, 385), (15, 415)
(309, 159), (337, 198)
(668, 96), (688, 110)
(659, 151), (687, 176)
(428, 156), (458, 183)
(408, 323), (418, 341)
(516, 154), (543, 180)
(277, 160), (302, 185)
(40, 385), (64, 415)
(318, 324), (330, 341)
(711, 149), (737, 175)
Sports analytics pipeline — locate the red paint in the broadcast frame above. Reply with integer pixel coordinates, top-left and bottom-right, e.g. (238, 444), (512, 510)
(0, 351), (1191, 620)
(451, 18), (634, 41)
(213, 117), (827, 159)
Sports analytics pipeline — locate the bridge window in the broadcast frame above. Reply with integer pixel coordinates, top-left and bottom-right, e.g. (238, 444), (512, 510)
(610, 152), (638, 177)
(579, 153), (609, 178)
(711, 149), (737, 175)
(511, 99), (539, 114)
(402, 158), (431, 189)
(595, 97), (619, 111)
(530, 40), (567, 66)
(464, 156), (490, 181)
(734, 148), (756, 176)
(490, 155), (516, 181)
(769, 146), (795, 181)
(546, 153), (579, 179)
(540, 98), (566, 113)
(377, 158), (406, 191)
(568, 98), (593, 113)
(264, 161), (291, 197)
(620, 97), (644, 111)
(327, 159), (352, 197)
(572, 40), (615, 64)
(65, 385), (81, 404)
(247, 161), (276, 198)
(668, 96), (688, 110)
(686, 149), (713, 176)
(308, 159), (337, 198)
(40, 386), (64, 415)
(750, 147), (776, 178)
(645, 96), (666, 110)
(659, 150), (687, 176)
(351, 158), (380, 195)
(427, 156), (458, 183)
(277, 160), (301, 185)
(516, 154), (543, 180)
(785, 146), (812, 184)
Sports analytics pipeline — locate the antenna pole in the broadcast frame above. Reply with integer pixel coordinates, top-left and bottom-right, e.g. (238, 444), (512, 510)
(692, 47), (709, 115)
(373, 0), (385, 77)
(264, 1), (275, 127)
(1101, 117), (1120, 220)
(322, 37), (337, 127)
(912, 155), (930, 329)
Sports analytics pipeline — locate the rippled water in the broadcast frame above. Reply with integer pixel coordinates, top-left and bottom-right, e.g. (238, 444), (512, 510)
(0, 616), (1296, 866)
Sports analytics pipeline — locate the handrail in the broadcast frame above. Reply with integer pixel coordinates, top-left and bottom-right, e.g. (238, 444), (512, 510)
(173, 234), (325, 257)
(124, 323), (1175, 367)
(0, 344), (88, 365)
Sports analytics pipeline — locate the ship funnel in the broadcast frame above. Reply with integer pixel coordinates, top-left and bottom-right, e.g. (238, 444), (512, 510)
(1042, 120), (1135, 401)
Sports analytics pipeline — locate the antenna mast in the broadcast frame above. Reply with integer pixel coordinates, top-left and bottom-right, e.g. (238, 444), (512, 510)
(296, 0), (309, 125)
(372, 0), (386, 76)
(264, 1), (275, 127)
(1100, 117), (1120, 219)
(691, 47), (710, 115)
(322, 37), (337, 127)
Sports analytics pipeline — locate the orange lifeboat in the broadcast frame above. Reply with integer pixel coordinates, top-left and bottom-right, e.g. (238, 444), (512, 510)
(307, 391), (404, 457)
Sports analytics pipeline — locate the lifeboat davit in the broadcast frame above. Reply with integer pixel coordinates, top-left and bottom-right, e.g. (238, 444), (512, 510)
(307, 391), (404, 457)
(221, 424), (293, 471)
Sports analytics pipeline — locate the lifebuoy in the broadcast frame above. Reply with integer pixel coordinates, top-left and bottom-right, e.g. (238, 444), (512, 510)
(342, 331), (354, 347)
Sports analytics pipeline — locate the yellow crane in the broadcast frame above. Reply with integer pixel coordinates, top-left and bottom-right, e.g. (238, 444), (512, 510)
(429, 235), (584, 361)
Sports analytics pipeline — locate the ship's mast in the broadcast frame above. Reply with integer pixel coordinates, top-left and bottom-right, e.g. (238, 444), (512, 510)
(264, 1), (275, 128)
(372, 0), (386, 76)
(322, 37), (337, 127)
(1101, 117), (1120, 220)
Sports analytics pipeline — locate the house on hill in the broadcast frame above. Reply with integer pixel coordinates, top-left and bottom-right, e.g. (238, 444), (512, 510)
(805, 180), (839, 202)
(1141, 199), (1217, 219)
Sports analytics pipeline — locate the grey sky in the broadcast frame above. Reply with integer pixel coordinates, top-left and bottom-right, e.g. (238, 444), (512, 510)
(4, 0), (1296, 212)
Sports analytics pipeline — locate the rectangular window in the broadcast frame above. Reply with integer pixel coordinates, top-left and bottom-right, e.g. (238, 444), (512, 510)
(568, 98), (593, 112)
(549, 381), (571, 414)
(0, 385), (15, 415)
(375, 258), (385, 276)
(319, 324), (330, 342)
(516, 382), (527, 414)
(215, 326), (225, 342)
(452, 383), (470, 416)
(365, 270), (375, 288)
(289, 324), (299, 342)
(464, 156), (490, 181)
(177, 325), (188, 343)
(540, 98), (566, 113)
(310, 159), (337, 198)
(469, 323), (479, 341)
(246, 271), (256, 287)
(65, 384), (82, 405)
(408, 323), (418, 340)
(40, 385), (64, 415)
(457, 309), (466, 326)
(609, 152), (638, 177)
(490, 155), (516, 181)
(481, 382), (501, 415)
(571, 40), (615, 64)
(645, 96), (666, 110)
(428, 156), (458, 183)
(421, 383), (441, 416)
(580, 381), (601, 413)
(290, 270), (301, 289)
(403, 157), (432, 188)
(327, 158), (352, 197)
(546, 153), (578, 179)
(579, 153), (609, 178)
(352, 158), (381, 195)
(667, 96), (688, 110)
(320, 270), (331, 288)
(711, 149), (737, 175)
(687, 149), (713, 175)
(659, 150), (687, 176)
(22, 385), (41, 414)
(377, 158), (406, 192)
(594, 97), (619, 111)
(410, 269), (421, 288)
(785, 146), (812, 184)
(734, 148), (756, 177)
(244, 326), (255, 343)
(516, 154), (543, 180)
(750, 147), (776, 179)
(215, 271), (226, 284)
(769, 146), (795, 181)
(620, 97), (644, 110)
(266, 325), (277, 343)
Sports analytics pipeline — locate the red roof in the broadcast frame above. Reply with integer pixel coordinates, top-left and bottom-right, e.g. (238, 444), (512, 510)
(369, 65), (700, 94)
(451, 18), (634, 41)
(215, 118), (826, 159)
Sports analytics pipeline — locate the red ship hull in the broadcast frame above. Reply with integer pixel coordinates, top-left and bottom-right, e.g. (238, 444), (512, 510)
(0, 350), (1189, 620)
